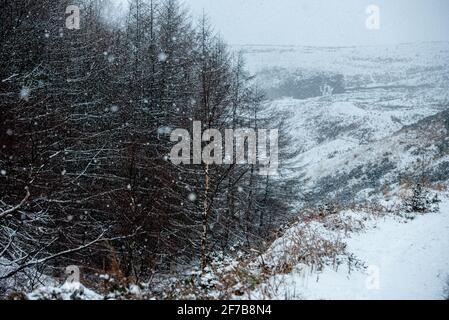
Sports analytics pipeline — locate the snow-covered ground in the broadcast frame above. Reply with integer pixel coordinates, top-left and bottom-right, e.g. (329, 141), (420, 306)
(27, 282), (103, 301)
(256, 198), (449, 300)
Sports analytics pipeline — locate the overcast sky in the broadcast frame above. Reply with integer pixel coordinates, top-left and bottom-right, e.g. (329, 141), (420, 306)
(114, 0), (449, 46)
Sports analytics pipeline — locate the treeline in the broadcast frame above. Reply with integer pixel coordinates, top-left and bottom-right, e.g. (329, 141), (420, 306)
(0, 0), (299, 285)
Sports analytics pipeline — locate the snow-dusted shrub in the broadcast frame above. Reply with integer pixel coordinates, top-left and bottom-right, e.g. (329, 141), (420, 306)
(156, 251), (265, 300)
(304, 203), (373, 234)
(26, 282), (103, 300)
(322, 211), (366, 235)
(402, 183), (440, 213)
(0, 258), (53, 300)
(318, 202), (339, 217)
(261, 222), (348, 275)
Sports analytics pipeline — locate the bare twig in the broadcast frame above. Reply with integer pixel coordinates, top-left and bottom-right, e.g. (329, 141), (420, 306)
(0, 187), (30, 220)
(0, 230), (108, 280)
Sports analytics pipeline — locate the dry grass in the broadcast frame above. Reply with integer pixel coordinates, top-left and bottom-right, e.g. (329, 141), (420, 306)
(264, 223), (347, 275)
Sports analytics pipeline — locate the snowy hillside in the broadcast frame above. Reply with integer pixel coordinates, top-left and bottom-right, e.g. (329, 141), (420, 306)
(251, 195), (449, 300)
(236, 42), (449, 87)
(232, 42), (449, 300)
(237, 42), (449, 204)
(23, 192), (449, 300)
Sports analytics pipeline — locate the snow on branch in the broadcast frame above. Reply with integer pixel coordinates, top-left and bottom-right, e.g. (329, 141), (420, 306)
(0, 187), (30, 220)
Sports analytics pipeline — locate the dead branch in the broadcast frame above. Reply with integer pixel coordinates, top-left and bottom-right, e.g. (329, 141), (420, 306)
(0, 187), (30, 220)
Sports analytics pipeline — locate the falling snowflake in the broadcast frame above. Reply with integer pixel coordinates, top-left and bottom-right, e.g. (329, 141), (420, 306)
(158, 52), (168, 62)
(110, 105), (119, 113)
(61, 169), (67, 176)
(188, 193), (197, 202)
(0, 170), (6, 176)
(238, 186), (244, 192)
(6, 129), (13, 136)
(20, 87), (31, 101)
(157, 126), (172, 136)
(107, 55), (116, 63)
(67, 215), (74, 222)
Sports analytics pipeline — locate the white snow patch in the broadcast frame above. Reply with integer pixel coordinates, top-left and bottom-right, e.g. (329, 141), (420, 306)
(27, 282), (103, 300)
